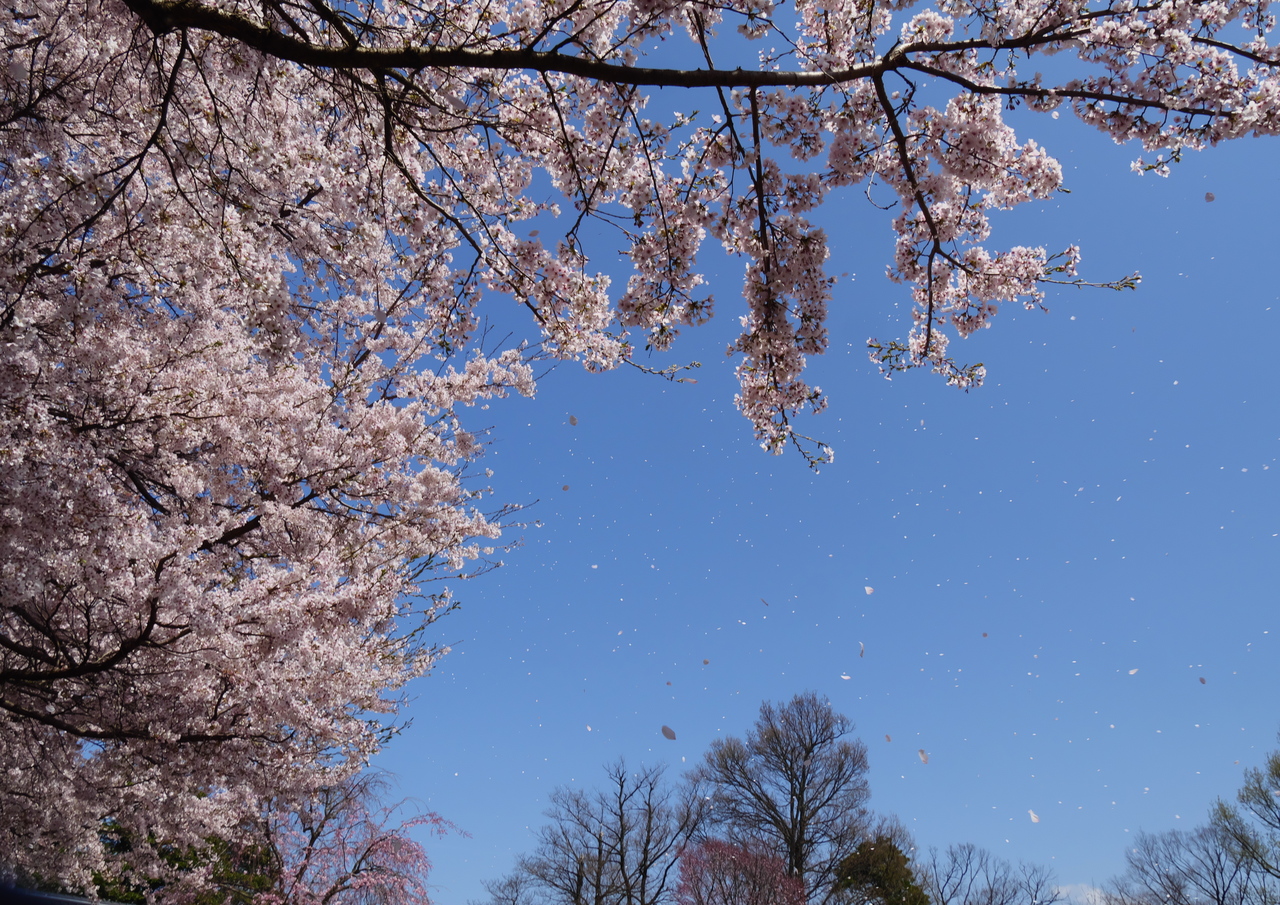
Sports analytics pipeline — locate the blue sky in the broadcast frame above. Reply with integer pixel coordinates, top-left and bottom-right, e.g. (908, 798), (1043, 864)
(373, 108), (1279, 903)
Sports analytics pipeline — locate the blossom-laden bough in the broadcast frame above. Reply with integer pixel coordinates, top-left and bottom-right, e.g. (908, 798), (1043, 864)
(2, 0), (1275, 892)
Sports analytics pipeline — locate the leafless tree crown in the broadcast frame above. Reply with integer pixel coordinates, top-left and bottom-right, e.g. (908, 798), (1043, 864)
(692, 692), (872, 905)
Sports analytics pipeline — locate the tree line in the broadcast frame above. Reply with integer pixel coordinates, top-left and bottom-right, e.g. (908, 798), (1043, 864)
(474, 693), (1280, 905)
(11, 691), (1280, 905)
(1104, 748), (1280, 905)
(473, 692), (1064, 905)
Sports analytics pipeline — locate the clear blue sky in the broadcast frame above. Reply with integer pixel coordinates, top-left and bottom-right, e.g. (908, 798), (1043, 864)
(373, 108), (1280, 904)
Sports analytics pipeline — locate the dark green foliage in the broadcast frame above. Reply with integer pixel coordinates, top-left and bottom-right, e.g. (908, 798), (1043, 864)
(835, 837), (929, 905)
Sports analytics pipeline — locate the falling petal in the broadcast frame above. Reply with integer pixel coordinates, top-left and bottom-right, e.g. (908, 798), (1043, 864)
(918, 749), (929, 764)
(1029, 809), (1040, 823)
(562, 485), (570, 491)
(666, 681), (672, 686)
(840, 674), (851, 680)
(864, 586), (874, 595)
(1129, 668), (1139, 675)
(885, 734), (892, 742)
(569, 415), (578, 425)
(982, 632), (989, 638)
(703, 659), (710, 665)
(761, 598), (769, 606)
(661, 725), (677, 740)
(1205, 192), (1216, 202)
(1199, 677), (1207, 684)
(859, 641), (865, 658)
(586, 725), (592, 732)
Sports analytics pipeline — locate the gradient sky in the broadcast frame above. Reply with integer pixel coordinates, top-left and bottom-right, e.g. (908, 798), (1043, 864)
(372, 102), (1280, 904)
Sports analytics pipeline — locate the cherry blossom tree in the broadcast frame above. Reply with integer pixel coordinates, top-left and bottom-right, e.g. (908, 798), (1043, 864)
(12, 0), (1274, 458)
(5, 0), (1280, 891)
(675, 840), (807, 905)
(0, 9), (535, 881)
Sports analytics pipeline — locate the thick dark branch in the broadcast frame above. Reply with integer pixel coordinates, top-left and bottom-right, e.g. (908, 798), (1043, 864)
(108, 457), (174, 515)
(0, 694), (245, 744)
(871, 73), (945, 355)
(0, 595), (163, 683)
(198, 514), (263, 550)
(120, 0), (1252, 119)
(900, 59), (1225, 117)
(122, 0), (883, 86)
(1194, 33), (1279, 65)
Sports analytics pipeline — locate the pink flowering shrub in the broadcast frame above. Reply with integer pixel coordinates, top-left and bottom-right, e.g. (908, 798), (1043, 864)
(675, 840), (807, 905)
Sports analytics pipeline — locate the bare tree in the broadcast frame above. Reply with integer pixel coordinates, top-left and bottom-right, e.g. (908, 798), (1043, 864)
(480, 761), (705, 905)
(919, 844), (1063, 905)
(1105, 828), (1277, 905)
(477, 873), (538, 905)
(690, 692), (872, 905)
(1214, 748), (1280, 883)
